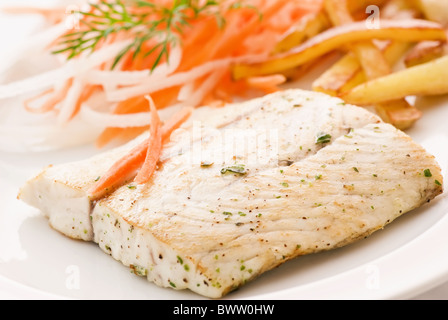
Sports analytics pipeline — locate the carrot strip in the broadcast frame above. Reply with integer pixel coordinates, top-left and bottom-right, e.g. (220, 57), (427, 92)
(211, 0), (291, 59)
(87, 141), (149, 199)
(134, 104), (193, 184)
(88, 104), (193, 199)
(133, 97), (163, 184)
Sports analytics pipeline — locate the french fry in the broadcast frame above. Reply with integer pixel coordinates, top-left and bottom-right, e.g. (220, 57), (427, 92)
(324, 0), (357, 26)
(313, 0), (422, 97)
(312, 40), (412, 96)
(312, 52), (364, 96)
(346, 0), (389, 16)
(273, 11), (331, 54)
(341, 54), (448, 105)
(380, 0), (422, 20)
(374, 100), (423, 131)
(231, 19), (447, 80)
(318, 0), (423, 129)
(404, 40), (447, 67)
(273, 0), (389, 54)
(279, 54), (329, 81)
(417, 0), (448, 24)
(323, 0), (394, 80)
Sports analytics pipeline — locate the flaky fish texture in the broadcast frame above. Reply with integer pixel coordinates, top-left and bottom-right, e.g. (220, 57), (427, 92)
(19, 89), (443, 298)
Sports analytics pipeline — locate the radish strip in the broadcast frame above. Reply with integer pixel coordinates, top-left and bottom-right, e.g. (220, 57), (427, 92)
(177, 82), (195, 102)
(0, 40), (132, 100)
(57, 78), (85, 125)
(80, 106), (152, 128)
(183, 67), (228, 107)
(88, 69), (153, 87)
(24, 78), (73, 114)
(104, 54), (267, 102)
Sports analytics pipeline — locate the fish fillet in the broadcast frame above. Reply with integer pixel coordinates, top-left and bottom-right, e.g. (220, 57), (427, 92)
(18, 89), (444, 298)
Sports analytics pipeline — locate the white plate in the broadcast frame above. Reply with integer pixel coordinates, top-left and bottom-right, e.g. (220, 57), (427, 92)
(1, 1), (448, 300)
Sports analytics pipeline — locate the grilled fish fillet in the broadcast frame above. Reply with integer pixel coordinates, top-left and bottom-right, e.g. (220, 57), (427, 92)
(18, 89), (443, 298)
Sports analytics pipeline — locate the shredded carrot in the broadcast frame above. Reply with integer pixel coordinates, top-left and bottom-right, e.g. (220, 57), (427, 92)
(88, 104), (193, 198)
(87, 140), (149, 199)
(213, 0), (291, 59)
(133, 98), (163, 184)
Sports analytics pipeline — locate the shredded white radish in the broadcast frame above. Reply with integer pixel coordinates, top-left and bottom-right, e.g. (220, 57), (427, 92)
(57, 77), (84, 126)
(78, 89), (151, 129)
(182, 67), (228, 107)
(80, 105), (152, 128)
(0, 40), (132, 100)
(0, 108), (102, 153)
(104, 54), (267, 102)
(87, 44), (183, 90)
(0, 62), (74, 100)
(88, 69), (153, 87)
(177, 81), (195, 102)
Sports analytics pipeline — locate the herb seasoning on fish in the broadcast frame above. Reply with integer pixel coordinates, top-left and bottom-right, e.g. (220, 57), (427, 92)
(316, 133), (332, 144)
(221, 165), (247, 175)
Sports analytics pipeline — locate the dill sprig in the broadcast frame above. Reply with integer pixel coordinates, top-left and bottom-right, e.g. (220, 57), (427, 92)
(53, 0), (257, 71)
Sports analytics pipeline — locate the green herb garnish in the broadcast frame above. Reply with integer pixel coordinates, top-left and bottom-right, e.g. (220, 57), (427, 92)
(316, 133), (332, 144)
(53, 0), (257, 71)
(221, 165), (246, 175)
